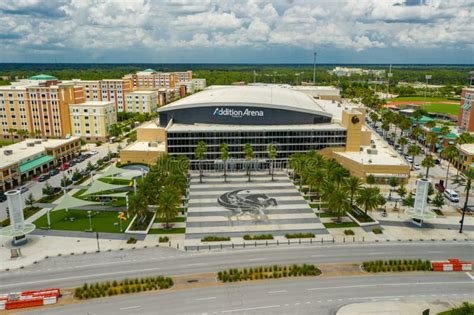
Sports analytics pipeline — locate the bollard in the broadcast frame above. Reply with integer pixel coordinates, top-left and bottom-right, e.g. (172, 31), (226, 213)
(363, 236), (365, 242)
(353, 236), (355, 242)
(321, 238), (323, 244)
(232, 243), (234, 249)
(277, 240), (279, 246)
(244, 242), (245, 248)
(343, 237), (345, 243)
(177, 244), (179, 249)
(169, 241), (171, 247)
(197, 245), (199, 251)
(221, 244), (223, 250)
(288, 239), (290, 245)
(332, 237), (335, 243)
(255, 241), (257, 247)
(266, 241), (268, 246)
(209, 245), (211, 251)
(310, 238), (312, 244)
(299, 239), (301, 244)
(185, 246), (187, 252)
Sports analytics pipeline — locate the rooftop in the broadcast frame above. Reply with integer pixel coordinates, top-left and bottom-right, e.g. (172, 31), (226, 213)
(159, 85), (331, 117)
(71, 101), (114, 107)
(0, 137), (80, 170)
(123, 141), (166, 152)
(458, 143), (474, 155)
(167, 122), (344, 132)
(127, 90), (157, 95)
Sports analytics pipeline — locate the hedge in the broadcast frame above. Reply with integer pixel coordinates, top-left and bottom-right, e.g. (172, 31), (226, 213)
(362, 259), (432, 273)
(243, 234), (273, 240)
(344, 229), (355, 236)
(372, 228), (383, 234)
(74, 276), (173, 300)
(285, 233), (315, 239)
(201, 236), (230, 242)
(217, 264), (321, 283)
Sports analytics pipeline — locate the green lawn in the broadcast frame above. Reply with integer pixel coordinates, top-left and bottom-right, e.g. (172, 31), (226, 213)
(98, 177), (132, 185)
(148, 228), (186, 234)
(33, 209), (129, 233)
(420, 103), (459, 115)
(0, 139), (18, 147)
(317, 212), (338, 218)
(323, 222), (359, 229)
(389, 96), (458, 103)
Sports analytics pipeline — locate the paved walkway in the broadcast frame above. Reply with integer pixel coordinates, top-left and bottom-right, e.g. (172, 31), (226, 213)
(337, 300), (460, 315)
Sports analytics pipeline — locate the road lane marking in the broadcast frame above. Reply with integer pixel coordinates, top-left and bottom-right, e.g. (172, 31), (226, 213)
(305, 281), (473, 291)
(466, 272), (474, 280)
(268, 290), (287, 294)
(186, 263), (206, 267)
(248, 258), (266, 262)
(221, 305), (280, 313)
(366, 252), (385, 255)
(196, 297), (217, 301)
(120, 305), (141, 310)
(310, 255), (327, 257)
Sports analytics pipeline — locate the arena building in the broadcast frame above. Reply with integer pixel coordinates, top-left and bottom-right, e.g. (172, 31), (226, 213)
(120, 85), (410, 180)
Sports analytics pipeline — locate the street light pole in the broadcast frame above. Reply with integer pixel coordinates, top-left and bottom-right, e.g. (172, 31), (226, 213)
(88, 210), (92, 231)
(312, 52), (317, 85)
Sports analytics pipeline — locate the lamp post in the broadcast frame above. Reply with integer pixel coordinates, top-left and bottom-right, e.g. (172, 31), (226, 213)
(424, 74), (432, 103)
(312, 52), (317, 85)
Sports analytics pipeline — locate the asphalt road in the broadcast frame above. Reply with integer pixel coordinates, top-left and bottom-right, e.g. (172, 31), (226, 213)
(0, 142), (121, 221)
(21, 272), (474, 315)
(2, 242), (473, 292)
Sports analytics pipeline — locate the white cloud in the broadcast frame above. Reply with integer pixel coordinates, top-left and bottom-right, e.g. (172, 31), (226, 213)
(0, 0), (471, 61)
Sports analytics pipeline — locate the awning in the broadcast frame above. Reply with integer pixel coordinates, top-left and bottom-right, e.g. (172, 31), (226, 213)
(100, 164), (125, 178)
(448, 141), (455, 145)
(95, 192), (129, 198)
(52, 193), (102, 211)
(20, 155), (54, 173)
(367, 173), (409, 178)
(82, 180), (128, 196)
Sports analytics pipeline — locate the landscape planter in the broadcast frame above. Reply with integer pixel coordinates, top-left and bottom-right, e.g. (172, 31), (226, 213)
(125, 213), (156, 235)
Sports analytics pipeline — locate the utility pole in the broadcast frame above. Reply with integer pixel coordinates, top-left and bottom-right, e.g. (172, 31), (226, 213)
(424, 74), (432, 104)
(387, 64), (393, 98)
(312, 52), (317, 85)
(253, 70), (256, 84)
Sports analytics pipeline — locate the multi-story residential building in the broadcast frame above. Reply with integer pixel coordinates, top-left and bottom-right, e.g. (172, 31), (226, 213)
(454, 143), (474, 172)
(174, 71), (193, 83)
(192, 78), (206, 91)
(0, 137), (81, 191)
(0, 75), (84, 140)
(125, 90), (158, 113)
(124, 69), (176, 90)
(69, 101), (117, 142)
(458, 87), (474, 133)
(64, 79), (131, 112)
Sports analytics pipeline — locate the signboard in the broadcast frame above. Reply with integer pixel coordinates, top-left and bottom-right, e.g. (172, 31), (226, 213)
(6, 190), (25, 232)
(414, 179), (430, 216)
(213, 107), (264, 118)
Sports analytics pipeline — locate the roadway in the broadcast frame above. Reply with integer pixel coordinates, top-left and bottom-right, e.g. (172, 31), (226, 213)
(2, 242), (473, 292)
(0, 142), (121, 221)
(20, 267), (474, 314)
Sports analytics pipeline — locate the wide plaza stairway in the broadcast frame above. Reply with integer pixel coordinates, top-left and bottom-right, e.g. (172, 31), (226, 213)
(185, 170), (329, 242)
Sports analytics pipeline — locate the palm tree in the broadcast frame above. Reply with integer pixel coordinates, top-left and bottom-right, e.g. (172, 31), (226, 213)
(398, 137), (408, 154)
(441, 144), (458, 189)
(326, 186), (350, 223)
(457, 132), (474, 145)
(395, 185), (407, 210)
(127, 192), (149, 226)
(7, 128), (17, 143)
(411, 126), (422, 141)
(17, 129), (29, 140)
(398, 117), (411, 139)
(194, 141), (207, 183)
(421, 155), (435, 178)
(219, 143), (229, 182)
(244, 143), (254, 182)
(366, 174), (376, 187)
(407, 145), (421, 170)
(306, 169), (325, 207)
(388, 177), (399, 200)
(157, 186), (180, 229)
(289, 153), (305, 184)
(344, 176), (362, 208)
(452, 167), (473, 233)
(267, 143), (277, 181)
(356, 187), (381, 214)
(425, 133), (438, 154)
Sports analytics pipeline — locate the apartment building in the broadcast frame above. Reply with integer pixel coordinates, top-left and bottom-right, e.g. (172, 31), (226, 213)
(64, 79), (131, 112)
(69, 101), (117, 142)
(124, 69), (176, 90)
(0, 75), (84, 140)
(174, 71), (193, 83)
(192, 78), (206, 91)
(458, 87), (474, 133)
(125, 90), (158, 113)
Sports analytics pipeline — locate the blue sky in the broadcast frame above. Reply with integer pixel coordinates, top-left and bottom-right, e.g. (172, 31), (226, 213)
(0, 0), (472, 64)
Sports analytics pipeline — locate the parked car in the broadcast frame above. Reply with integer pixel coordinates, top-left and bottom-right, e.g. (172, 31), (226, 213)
(407, 157), (413, 163)
(444, 189), (459, 203)
(90, 150), (99, 155)
(0, 192), (6, 202)
(52, 187), (62, 194)
(80, 169), (91, 177)
(69, 160), (77, 167)
(49, 168), (60, 176)
(434, 159), (441, 165)
(413, 163), (420, 170)
(58, 163), (70, 171)
(19, 186), (29, 194)
(38, 174), (50, 182)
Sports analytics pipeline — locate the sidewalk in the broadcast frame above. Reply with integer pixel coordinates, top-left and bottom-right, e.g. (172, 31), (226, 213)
(337, 300), (462, 315)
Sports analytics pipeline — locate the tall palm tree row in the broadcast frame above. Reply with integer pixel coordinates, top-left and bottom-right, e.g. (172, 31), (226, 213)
(267, 144), (277, 181)
(244, 143), (254, 182)
(219, 143), (229, 182)
(194, 141), (207, 183)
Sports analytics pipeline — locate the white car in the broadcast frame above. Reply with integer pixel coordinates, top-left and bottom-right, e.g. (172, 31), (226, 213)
(407, 157), (413, 163)
(90, 150), (99, 155)
(413, 163), (420, 170)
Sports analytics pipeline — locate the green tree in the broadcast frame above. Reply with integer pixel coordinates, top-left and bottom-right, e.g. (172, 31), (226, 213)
(421, 155), (435, 178)
(219, 143), (229, 182)
(403, 194), (415, 207)
(356, 187), (381, 214)
(17, 129), (29, 140)
(326, 185), (351, 222)
(366, 174), (376, 187)
(42, 182), (54, 196)
(407, 145), (421, 170)
(425, 133), (438, 154)
(7, 128), (17, 143)
(156, 186), (180, 229)
(432, 192), (444, 210)
(344, 176), (362, 208)
(108, 124), (122, 137)
(267, 144), (277, 181)
(397, 137), (408, 154)
(86, 161), (94, 171)
(127, 192), (149, 226)
(25, 193), (35, 208)
(395, 185), (407, 210)
(388, 177), (399, 200)
(244, 143), (254, 182)
(194, 141), (207, 183)
(442, 144), (459, 189)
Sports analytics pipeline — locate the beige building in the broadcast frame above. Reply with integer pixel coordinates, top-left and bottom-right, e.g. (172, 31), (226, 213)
(69, 101), (116, 142)
(0, 137), (81, 191)
(124, 69), (177, 90)
(0, 75), (84, 140)
(119, 121), (167, 164)
(454, 143), (474, 172)
(125, 90), (158, 113)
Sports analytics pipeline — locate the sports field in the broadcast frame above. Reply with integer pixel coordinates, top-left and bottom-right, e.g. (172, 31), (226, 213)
(389, 96), (460, 103)
(420, 103), (459, 115)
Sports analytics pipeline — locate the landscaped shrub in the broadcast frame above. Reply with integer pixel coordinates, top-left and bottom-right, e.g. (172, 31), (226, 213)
(127, 237), (137, 244)
(362, 259), (431, 273)
(74, 276), (173, 300)
(201, 236), (231, 242)
(159, 236), (169, 243)
(243, 234), (273, 240)
(372, 228), (383, 234)
(344, 229), (355, 236)
(285, 233), (315, 239)
(217, 264), (321, 282)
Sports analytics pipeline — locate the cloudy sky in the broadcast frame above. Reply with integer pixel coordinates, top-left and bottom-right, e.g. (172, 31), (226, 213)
(0, 0), (472, 64)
